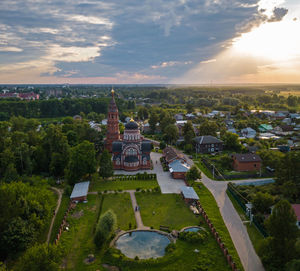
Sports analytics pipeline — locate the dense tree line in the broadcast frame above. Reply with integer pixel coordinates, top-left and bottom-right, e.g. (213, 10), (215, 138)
(0, 116), (105, 183)
(0, 97), (132, 120)
(0, 181), (56, 259)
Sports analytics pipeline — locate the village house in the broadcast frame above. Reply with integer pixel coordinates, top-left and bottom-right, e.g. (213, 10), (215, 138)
(258, 124), (273, 133)
(168, 159), (190, 179)
(194, 135), (223, 154)
(163, 146), (185, 164)
(292, 204), (300, 229)
(174, 113), (184, 121)
(232, 153), (262, 172)
(241, 127), (256, 138)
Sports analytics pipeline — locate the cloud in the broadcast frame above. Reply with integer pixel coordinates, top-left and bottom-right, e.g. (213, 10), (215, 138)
(200, 59), (216, 64)
(268, 7), (288, 22)
(0, 46), (23, 52)
(68, 15), (113, 28)
(151, 61), (192, 69)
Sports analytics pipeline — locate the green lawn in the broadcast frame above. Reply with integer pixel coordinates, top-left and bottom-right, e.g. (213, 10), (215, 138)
(59, 194), (102, 271)
(50, 193), (70, 243)
(227, 190), (265, 253)
(193, 183), (244, 271)
(101, 193), (135, 230)
(135, 193), (200, 230)
(104, 238), (231, 271)
(90, 179), (159, 192)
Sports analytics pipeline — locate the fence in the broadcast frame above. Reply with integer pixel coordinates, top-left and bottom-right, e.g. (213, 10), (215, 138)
(227, 183), (268, 237)
(201, 158), (274, 180)
(112, 173), (157, 181)
(54, 201), (76, 245)
(196, 201), (240, 271)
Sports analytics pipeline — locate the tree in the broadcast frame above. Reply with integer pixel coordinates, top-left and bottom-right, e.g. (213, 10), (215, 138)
(252, 192), (274, 214)
(137, 107), (149, 120)
(186, 103), (194, 113)
(160, 114), (175, 133)
(186, 165), (201, 181)
(94, 210), (117, 248)
(99, 149), (113, 178)
(198, 121), (218, 137)
(159, 141), (166, 150)
(183, 121), (195, 145)
(0, 182), (55, 258)
(222, 132), (241, 152)
(262, 200), (298, 267)
(16, 243), (62, 271)
(163, 124), (178, 144)
(66, 140), (96, 184)
(149, 113), (159, 133)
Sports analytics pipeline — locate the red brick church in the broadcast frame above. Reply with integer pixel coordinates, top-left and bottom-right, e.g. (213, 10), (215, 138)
(105, 89), (152, 171)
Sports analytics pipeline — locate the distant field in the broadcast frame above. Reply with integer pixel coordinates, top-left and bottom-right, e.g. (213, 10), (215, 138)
(279, 90), (300, 97)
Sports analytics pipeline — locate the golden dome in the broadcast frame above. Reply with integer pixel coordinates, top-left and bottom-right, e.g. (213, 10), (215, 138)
(130, 118), (134, 122)
(111, 88), (115, 94)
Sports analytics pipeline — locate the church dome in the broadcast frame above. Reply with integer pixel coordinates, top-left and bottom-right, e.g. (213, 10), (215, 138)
(125, 119), (138, 130)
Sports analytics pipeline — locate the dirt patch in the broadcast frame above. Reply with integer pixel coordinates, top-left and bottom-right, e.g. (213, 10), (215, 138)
(71, 209), (84, 219)
(88, 205), (97, 212)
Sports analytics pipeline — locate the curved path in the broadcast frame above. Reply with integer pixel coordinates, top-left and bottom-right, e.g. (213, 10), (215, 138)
(181, 151), (265, 271)
(47, 187), (63, 244)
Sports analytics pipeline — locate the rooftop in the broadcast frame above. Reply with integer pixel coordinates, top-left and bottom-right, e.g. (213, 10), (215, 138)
(292, 204), (300, 221)
(194, 135), (223, 145)
(181, 186), (199, 200)
(70, 181), (90, 199)
(169, 159), (190, 173)
(233, 153), (262, 163)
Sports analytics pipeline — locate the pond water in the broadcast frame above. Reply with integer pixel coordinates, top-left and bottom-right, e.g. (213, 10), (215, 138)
(184, 227), (202, 232)
(115, 231), (170, 259)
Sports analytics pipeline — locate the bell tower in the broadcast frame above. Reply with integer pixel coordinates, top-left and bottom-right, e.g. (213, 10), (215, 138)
(105, 89), (120, 152)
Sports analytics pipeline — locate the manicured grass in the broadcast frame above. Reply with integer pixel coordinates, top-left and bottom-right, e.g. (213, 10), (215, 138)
(194, 160), (215, 180)
(58, 194), (102, 271)
(90, 180), (159, 192)
(104, 238), (231, 271)
(50, 193), (70, 243)
(193, 183), (244, 271)
(135, 193), (200, 230)
(101, 193), (135, 230)
(227, 190), (265, 254)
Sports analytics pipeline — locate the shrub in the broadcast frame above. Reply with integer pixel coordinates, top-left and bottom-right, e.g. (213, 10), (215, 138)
(165, 243), (176, 253)
(94, 210), (117, 248)
(179, 231), (206, 243)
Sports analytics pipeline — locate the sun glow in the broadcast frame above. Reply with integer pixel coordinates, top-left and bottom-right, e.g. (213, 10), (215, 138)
(232, 19), (300, 62)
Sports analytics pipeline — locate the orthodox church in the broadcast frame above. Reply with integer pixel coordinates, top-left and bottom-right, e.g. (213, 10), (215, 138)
(105, 89), (152, 171)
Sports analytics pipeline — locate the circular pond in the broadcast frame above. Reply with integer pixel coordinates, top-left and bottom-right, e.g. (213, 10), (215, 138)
(115, 231), (171, 259)
(183, 227), (202, 232)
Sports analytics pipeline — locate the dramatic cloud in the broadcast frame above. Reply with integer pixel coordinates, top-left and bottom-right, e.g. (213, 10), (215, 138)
(0, 0), (298, 83)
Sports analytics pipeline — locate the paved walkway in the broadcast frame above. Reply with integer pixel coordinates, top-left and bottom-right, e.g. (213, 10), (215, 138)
(114, 152), (186, 194)
(128, 190), (149, 230)
(47, 187), (63, 243)
(200, 175), (265, 271)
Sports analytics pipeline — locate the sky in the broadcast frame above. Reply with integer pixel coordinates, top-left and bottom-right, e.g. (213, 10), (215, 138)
(0, 0), (299, 84)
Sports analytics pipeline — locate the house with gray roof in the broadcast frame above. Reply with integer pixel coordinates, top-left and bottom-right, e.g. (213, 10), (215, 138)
(169, 159), (190, 179)
(194, 135), (223, 154)
(181, 186), (199, 204)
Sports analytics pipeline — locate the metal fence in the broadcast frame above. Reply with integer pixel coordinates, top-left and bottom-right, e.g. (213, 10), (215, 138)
(227, 183), (268, 237)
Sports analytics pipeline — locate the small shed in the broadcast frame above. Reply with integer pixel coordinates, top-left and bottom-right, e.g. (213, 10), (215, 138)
(70, 181), (90, 202)
(181, 186), (199, 204)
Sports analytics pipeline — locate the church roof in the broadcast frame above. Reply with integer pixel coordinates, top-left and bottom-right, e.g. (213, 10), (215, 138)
(124, 156), (139, 163)
(125, 120), (138, 130)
